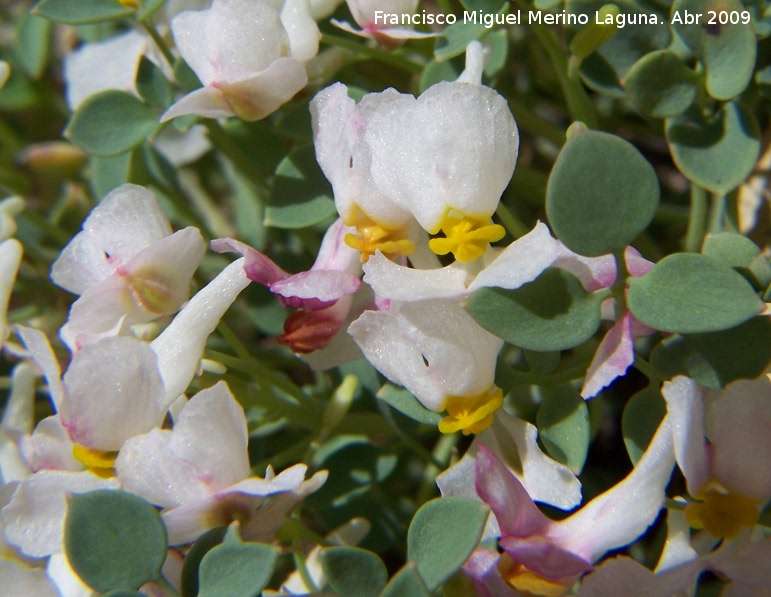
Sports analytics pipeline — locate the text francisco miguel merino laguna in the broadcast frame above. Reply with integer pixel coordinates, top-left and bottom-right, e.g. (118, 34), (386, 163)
(374, 9), (662, 28)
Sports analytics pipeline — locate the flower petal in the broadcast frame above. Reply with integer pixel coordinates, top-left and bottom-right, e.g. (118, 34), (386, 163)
(581, 312), (635, 399)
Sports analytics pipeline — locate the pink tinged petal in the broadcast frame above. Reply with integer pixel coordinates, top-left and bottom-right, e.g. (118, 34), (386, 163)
(581, 312), (636, 399)
(576, 557), (658, 596)
(548, 416), (675, 564)
(661, 376), (711, 497)
(469, 221), (562, 292)
(211, 238), (289, 285)
(1, 470), (118, 557)
(277, 294), (353, 353)
(116, 382), (250, 509)
(554, 243), (617, 291)
(270, 270), (360, 310)
(348, 300), (503, 411)
(0, 558), (60, 597)
(151, 258), (250, 406)
(474, 444), (552, 539)
(310, 218), (362, 275)
(22, 416), (82, 473)
(2, 362), (37, 435)
(362, 251), (469, 302)
(462, 549), (519, 597)
(347, 0), (418, 27)
(0, 239), (22, 345)
(331, 19), (439, 43)
(708, 377), (771, 501)
(624, 246), (655, 277)
(498, 536), (593, 583)
(51, 184), (173, 295)
(477, 413), (582, 510)
(16, 326), (65, 412)
(62, 337), (167, 451)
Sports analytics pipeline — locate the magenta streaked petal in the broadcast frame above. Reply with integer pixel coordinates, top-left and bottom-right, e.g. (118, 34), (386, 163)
(581, 312), (635, 399)
(474, 444), (551, 539)
(624, 246), (655, 277)
(210, 238), (289, 285)
(500, 536), (593, 583)
(271, 269), (360, 310)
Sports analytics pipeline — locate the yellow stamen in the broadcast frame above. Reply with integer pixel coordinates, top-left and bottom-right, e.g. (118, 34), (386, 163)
(343, 216), (415, 262)
(72, 444), (118, 479)
(684, 485), (759, 539)
(118, 0), (139, 9)
(428, 214), (505, 263)
(498, 554), (572, 597)
(438, 387), (503, 435)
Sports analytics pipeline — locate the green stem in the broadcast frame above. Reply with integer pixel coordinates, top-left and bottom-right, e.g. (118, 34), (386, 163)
(496, 201), (530, 239)
(528, 23), (598, 129)
(320, 33), (423, 75)
(292, 539), (321, 594)
(633, 355), (663, 383)
(611, 249), (628, 315)
(506, 98), (566, 147)
(203, 120), (267, 190)
(141, 21), (175, 69)
(416, 433), (457, 505)
(685, 183), (708, 252)
(708, 193), (726, 233)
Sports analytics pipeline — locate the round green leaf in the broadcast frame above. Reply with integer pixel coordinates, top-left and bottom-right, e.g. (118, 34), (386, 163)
(671, 0), (756, 100)
(536, 385), (590, 474)
(627, 253), (764, 333)
(546, 126), (659, 256)
(381, 564), (432, 597)
(407, 497), (489, 590)
(622, 386), (666, 465)
(180, 526), (228, 597)
(265, 144), (336, 229)
(320, 547), (388, 597)
(33, 0), (133, 24)
(650, 316), (771, 389)
(377, 384), (442, 426)
(64, 490), (167, 593)
(467, 268), (604, 351)
(622, 50), (698, 119)
(666, 102), (760, 194)
(136, 57), (173, 109)
(701, 232), (761, 268)
(65, 90), (159, 157)
(197, 543), (277, 597)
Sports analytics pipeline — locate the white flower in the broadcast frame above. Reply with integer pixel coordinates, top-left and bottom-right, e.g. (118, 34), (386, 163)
(333, 0), (438, 49)
(161, 0), (318, 122)
(116, 382), (327, 545)
(51, 184), (205, 351)
(0, 239), (22, 348)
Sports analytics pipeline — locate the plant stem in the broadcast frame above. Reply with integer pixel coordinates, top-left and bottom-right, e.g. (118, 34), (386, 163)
(708, 193), (726, 233)
(685, 183), (708, 252)
(496, 202), (530, 239)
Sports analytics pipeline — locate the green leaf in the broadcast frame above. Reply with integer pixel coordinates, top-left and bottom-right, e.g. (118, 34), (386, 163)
(467, 268), (604, 351)
(380, 564), (431, 597)
(701, 232), (760, 269)
(666, 102), (760, 194)
(66, 90), (159, 156)
(137, 0), (167, 21)
(180, 526), (228, 597)
(671, 0), (756, 100)
(14, 13), (52, 79)
(435, 20), (489, 62)
(546, 125), (660, 256)
(524, 350), (561, 375)
(622, 50), (698, 119)
(88, 152), (133, 198)
(33, 0), (134, 24)
(197, 543), (277, 597)
(622, 386), (666, 464)
(419, 59), (460, 94)
(377, 384), (442, 426)
(536, 385), (590, 473)
(627, 253), (764, 333)
(650, 316), (771, 389)
(136, 57), (173, 109)
(407, 497), (488, 590)
(567, 0), (671, 96)
(321, 547), (388, 597)
(265, 144), (336, 229)
(64, 490), (167, 593)
(460, 0), (507, 12)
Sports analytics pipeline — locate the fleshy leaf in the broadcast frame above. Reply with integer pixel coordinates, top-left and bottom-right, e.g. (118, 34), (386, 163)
(622, 50), (698, 119)
(65, 90), (159, 157)
(64, 490), (167, 593)
(622, 386), (666, 465)
(671, 0), (756, 100)
(180, 526), (229, 597)
(32, 0), (133, 24)
(265, 144), (336, 228)
(380, 564), (432, 597)
(467, 268), (604, 351)
(377, 384), (442, 426)
(627, 253), (764, 333)
(666, 102), (760, 194)
(320, 547), (388, 596)
(536, 385), (590, 473)
(407, 497), (489, 590)
(701, 231), (760, 268)
(546, 125), (659, 256)
(649, 316), (771, 389)
(197, 542), (277, 597)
